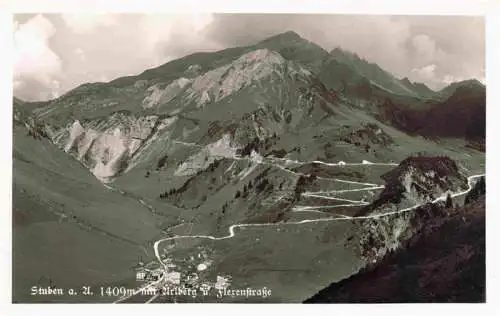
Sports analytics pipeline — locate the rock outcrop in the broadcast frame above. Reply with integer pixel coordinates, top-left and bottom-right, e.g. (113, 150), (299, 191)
(48, 112), (176, 182)
(353, 156), (469, 264)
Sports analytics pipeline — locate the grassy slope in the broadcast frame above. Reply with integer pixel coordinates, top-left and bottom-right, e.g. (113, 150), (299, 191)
(12, 125), (166, 302)
(11, 31), (485, 303)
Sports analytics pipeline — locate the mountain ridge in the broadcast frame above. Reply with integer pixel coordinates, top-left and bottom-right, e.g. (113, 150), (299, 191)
(12, 30), (486, 303)
(14, 31), (484, 105)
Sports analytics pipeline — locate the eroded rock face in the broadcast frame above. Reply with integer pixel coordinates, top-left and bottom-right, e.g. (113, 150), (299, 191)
(185, 49), (288, 108)
(142, 77), (192, 109)
(48, 112), (175, 182)
(174, 134), (239, 177)
(353, 156), (468, 265)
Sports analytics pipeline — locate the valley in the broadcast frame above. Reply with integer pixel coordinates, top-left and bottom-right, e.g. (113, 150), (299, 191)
(12, 30), (486, 303)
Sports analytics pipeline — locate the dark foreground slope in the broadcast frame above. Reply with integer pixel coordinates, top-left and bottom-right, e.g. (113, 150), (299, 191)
(305, 193), (485, 303)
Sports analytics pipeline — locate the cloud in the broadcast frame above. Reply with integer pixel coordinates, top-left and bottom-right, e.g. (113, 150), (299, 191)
(203, 14), (413, 77)
(13, 14), (485, 101)
(412, 34), (440, 63)
(411, 64), (437, 80)
(13, 14), (63, 101)
(138, 13), (220, 67)
(61, 14), (118, 34)
(204, 14), (484, 88)
(73, 47), (86, 61)
(442, 74), (464, 85)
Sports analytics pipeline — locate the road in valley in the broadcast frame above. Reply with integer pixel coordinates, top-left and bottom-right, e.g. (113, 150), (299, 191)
(110, 151), (484, 303)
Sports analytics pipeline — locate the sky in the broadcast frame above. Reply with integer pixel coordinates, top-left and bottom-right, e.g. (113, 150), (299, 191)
(13, 13), (485, 101)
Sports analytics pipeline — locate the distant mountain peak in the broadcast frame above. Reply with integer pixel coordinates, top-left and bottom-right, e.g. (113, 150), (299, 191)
(438, 78), (485, 100)
(459, 78), (484, 87)
(330, 46), (361, 61)
(259, 30), (304, 44)
(445, 78), (484, 89)
(401, 77), (412, 85)
(275, 30), (302, 40)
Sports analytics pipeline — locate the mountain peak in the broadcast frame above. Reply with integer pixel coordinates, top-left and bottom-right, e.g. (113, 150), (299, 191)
(330, 46), (361, 61)
(401, 77), (412, 85)
(259, 30), (304, 44)
(444, 78), (484, 90)
(458, 78), (484, 87)
(255, 31), (328, 71)
(438, 78), (485, 99)
(276, 30), (302, 40)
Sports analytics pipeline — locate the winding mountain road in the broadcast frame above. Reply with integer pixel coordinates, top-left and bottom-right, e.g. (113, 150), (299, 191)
(112, 154), (484, 303)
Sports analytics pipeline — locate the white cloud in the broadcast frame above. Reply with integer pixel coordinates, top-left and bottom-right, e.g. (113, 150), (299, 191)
(61, 14), (118, 34)
(411, 64), (437, 80)
(13, 14), (484, 100)
(412, 34), (436, 61)
(138, 13), (218, 59)
(14, 14), (62, 86)
(410, 64), (447, 89)
(50, 79), (61, 98)
(411, 34), (448, 66)
(14, 14), (64, 101)
(73, 47), (86, 61)
(442, 74), (463, 85)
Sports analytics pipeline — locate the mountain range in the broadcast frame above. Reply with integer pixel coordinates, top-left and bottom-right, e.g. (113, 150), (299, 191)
(12, 31), (485, 303)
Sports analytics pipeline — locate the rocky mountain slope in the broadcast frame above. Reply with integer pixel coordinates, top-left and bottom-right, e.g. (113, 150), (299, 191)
(17, 32), (485, 185)
(305, 178), (486, 303)
(12, 31), (486, 303)
(349, 156), (471, 264)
